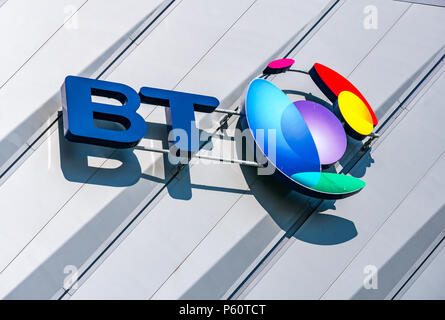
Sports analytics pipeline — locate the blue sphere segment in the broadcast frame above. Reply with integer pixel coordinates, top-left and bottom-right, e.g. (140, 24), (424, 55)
(245, 79), (320, 178)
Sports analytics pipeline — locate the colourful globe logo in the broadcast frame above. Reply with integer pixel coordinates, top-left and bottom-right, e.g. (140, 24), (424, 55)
(242, 60), (377, 199)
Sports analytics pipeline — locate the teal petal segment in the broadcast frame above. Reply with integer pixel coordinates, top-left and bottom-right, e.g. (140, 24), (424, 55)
(291, 172), (365, 195)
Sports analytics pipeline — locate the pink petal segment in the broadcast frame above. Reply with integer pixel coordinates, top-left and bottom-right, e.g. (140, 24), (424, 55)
(267, 58), (295, 69)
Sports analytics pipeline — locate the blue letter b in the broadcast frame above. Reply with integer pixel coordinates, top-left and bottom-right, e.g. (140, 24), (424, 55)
(62, 76), (147, 148)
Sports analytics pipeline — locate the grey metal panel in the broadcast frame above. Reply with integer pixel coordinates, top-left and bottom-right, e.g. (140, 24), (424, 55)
(0, 0), (85, 174)
(71, 155), (252, 299)
(396, 0), (445, 7)
(243, 61), (445, 299)
(0, 0), (87, 88)
(321, 71), (445, 299)
(0, 109), (176, 300)
(0, 0), (170, 299)
(175, 0), (333, 108)
(290, 0), (410, 73)
(401, 242), (445, 299)
(348, 4), (445, 122)
(0, 0), (166, 174)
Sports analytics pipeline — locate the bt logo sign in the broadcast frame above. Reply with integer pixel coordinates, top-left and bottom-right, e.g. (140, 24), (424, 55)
(61, 59), (377, 199)
(62, 76), (219, 152)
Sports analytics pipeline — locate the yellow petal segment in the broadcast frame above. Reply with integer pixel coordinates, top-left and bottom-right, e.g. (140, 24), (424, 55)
(337, 91), (374, 136)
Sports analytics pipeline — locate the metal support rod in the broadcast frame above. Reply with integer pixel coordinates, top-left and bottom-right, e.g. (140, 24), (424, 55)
(134, 145), (262, 167)
(213, 108), (241, 116)
(361, 133), (381, 151)
(195, 154), (262, 167)
(288, 69), (309, 74)
(134, 146), (170, 154)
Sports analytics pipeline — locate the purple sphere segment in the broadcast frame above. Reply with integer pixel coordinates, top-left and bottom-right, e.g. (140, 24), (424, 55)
(294, 100), (347, 165)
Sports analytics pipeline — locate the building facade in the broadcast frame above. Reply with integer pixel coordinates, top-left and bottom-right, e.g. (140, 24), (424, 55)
(0, 0), (444, 299)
